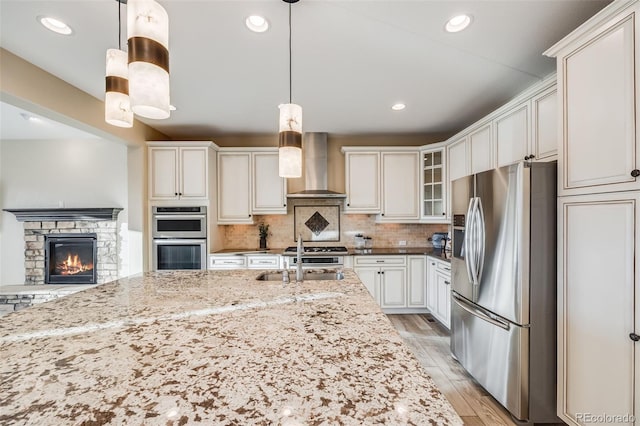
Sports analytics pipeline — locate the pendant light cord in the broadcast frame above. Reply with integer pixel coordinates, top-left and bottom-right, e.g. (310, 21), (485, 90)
(118, 0), (122, 51)
(288, 3), (292, 104)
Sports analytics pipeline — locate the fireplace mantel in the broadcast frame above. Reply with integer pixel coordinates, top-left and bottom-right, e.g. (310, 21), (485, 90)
(4, 208), (123, 222)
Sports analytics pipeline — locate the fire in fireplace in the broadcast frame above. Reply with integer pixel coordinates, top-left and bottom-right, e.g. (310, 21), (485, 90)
(45, 234), (98, 284)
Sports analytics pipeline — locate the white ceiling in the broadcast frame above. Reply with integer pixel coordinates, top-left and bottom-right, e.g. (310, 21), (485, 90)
(0, 0), (611, 140)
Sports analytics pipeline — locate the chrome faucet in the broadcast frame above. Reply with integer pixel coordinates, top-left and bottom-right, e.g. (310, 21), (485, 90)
(296, 234), (304, 282)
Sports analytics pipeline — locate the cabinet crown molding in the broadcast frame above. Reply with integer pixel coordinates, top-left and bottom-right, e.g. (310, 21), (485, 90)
(544, 0), (638, 57)
(146, 141), (219, 149)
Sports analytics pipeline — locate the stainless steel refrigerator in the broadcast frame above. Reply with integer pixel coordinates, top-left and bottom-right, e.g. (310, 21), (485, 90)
(450, 161), (558, 423)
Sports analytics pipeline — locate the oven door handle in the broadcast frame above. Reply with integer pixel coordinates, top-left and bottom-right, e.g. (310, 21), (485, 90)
(153, 215), (207, 220)
(153, 239), (207, 245)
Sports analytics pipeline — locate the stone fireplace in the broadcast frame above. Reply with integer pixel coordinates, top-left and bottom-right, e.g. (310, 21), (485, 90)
(5, 208), (123, 285)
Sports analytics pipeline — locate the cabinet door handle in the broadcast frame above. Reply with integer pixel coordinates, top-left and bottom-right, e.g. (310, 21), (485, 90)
(442, 212), (446, 215)
(630, 333), (640, 342)
(249, 214), (252, 217)
(174, 192), (178, 196)
(381, 271), (385, 275)
(444, 281), (450, 285)
(179, 193), (183, 196)
(631, 169), (640, 178)
(431, 263), (436, 266)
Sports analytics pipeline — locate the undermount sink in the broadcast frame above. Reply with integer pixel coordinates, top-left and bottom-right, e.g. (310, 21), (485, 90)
(255, 269), (344, 282)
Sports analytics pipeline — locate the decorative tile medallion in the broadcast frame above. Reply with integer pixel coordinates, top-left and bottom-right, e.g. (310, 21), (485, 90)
(305, 211), (330, 236)
(294, 205), (340, 242)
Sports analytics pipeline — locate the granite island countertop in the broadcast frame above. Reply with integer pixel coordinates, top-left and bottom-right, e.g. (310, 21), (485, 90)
(1, 270), (462, 425)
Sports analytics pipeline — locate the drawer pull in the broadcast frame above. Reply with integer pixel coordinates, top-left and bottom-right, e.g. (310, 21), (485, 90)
(444, 281), (450, 285)
(631, 169), (640, 178)
(376, 260), (384, 263)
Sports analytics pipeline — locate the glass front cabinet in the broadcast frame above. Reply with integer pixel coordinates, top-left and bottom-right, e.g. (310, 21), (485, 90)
(421, 146), (448, 223)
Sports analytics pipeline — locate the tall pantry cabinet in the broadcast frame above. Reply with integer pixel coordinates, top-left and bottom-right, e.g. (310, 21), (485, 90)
(544, 1), (640, 424)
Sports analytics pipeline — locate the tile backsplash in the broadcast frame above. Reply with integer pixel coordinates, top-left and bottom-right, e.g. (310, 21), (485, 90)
(222, 199), (448, 249)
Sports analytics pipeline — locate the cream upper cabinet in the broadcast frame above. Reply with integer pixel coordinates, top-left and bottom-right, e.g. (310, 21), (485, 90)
(421, 147), (448, 222)
(217, 151), (252, 224)
(344, 151), (381, 213)
(557, 192), (638, 425)
(469, 122), (494, 174)
(148, 142), (212, 201)
(252, 152), (287, 214)
(218, 149), (287, 224)
(547, 3), (640, 195)
(531, 86), (558, 161)
(380, 151), (421, 222)
(447, 137), (470, 182)
(495, 102), (530, 168)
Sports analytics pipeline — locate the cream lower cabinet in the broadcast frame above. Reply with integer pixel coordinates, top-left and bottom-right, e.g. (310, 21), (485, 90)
(407, 255), (427, 308)
(354, 255), (427, 313)
(426, 256), (451, 329)
(558, 192), (639, 425)
(209, 254), (281, 270)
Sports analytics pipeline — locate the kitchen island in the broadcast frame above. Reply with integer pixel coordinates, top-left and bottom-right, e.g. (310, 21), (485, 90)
(0, 270), (462, 425)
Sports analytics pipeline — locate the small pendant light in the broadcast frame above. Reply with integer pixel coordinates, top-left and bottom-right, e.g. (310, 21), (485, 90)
(279, 0), (302, 178)
(127, 0), (170, 120)
(105, 0), (133, 128)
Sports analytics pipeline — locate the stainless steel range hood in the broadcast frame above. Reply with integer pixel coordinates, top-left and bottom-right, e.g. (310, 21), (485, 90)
(286, 132), (347, 199)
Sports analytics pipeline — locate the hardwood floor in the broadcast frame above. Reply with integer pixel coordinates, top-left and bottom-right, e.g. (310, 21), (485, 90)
(387, 314), (518, 426)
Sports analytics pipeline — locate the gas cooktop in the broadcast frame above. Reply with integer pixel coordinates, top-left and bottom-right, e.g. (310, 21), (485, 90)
(284, 246), (349, 254)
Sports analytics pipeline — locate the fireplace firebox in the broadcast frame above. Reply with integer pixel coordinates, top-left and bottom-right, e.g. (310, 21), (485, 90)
(45, 234), (98, 284)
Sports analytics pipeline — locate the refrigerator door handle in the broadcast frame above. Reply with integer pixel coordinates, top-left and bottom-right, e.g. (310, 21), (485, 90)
(464, 198), (476, 285)
(452, 293), (510, 331)
(475, 197), (486, 283)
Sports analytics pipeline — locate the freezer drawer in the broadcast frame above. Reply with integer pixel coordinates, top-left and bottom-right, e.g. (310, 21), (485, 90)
(450, 293), (529, 421)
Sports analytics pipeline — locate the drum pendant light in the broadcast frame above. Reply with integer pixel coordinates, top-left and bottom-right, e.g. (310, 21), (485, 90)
(278, 0), (302, 178)
(105, 1), (133, 128)
(127, 0), (170, 120)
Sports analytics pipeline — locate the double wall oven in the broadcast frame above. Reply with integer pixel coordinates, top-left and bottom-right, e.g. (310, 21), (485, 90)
(152, 206), (207, 270)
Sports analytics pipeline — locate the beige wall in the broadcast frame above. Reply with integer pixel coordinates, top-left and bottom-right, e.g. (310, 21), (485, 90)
(0, 48), (167, 147)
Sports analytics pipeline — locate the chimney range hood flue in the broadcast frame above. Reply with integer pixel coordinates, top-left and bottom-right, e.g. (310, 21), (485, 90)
(286, 133), (346, 198)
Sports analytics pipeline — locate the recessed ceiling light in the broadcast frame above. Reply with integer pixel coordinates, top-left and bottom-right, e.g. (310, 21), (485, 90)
(20, 112), (43, 123)
(38, 16), (73, 35)
(445, 14), (472, 33)
(169, 104), (177, 111)
(245, 15), (269, 33)
(391, 103), (406, 111)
